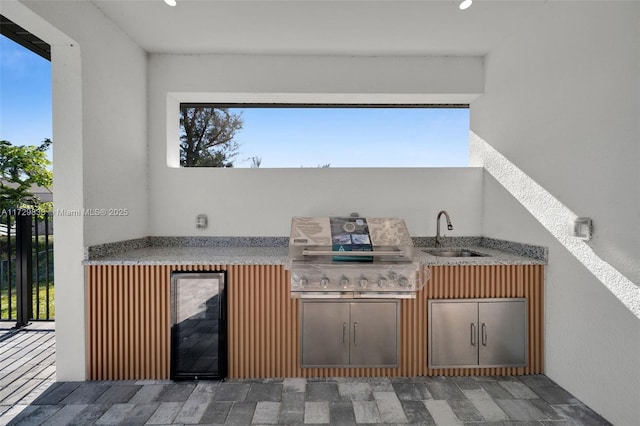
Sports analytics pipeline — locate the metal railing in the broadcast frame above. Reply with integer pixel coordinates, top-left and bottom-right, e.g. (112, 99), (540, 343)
(1, 211), (54, 323)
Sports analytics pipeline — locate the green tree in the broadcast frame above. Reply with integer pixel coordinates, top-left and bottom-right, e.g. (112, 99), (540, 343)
(0, 139), (52, 210)
(180, 106), (244, 167)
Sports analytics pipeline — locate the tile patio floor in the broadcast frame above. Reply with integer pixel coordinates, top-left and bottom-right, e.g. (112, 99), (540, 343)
(0, 324), (611, 425)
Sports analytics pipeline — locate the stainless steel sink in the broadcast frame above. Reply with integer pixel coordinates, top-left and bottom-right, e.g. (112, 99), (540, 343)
(422, 249), (488, 257)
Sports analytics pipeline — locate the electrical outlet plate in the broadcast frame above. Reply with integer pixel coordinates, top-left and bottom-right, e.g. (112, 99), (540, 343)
(196, 214), (208, 229)
(571, 217), (592, 240)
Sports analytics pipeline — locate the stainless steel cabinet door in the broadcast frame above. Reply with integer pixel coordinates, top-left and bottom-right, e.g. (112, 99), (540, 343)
(349, 302), (399, 367)
(301, 302), (350, 367)
(429, 301), (478, 367)
(478, 301), (527, 367)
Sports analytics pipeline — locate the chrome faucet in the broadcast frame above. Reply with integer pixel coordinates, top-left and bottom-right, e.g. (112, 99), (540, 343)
(435, 210), (453, 247)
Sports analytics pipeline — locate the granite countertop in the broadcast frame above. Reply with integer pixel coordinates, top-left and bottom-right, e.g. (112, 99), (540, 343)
(84, 246), (290, 265)
(84, 237), (546, 266)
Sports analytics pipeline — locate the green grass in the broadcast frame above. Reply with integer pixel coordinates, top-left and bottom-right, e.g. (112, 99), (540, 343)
(0, 284), (55, 320)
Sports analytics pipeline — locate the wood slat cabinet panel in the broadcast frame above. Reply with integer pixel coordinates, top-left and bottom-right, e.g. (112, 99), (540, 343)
(85, 263), (544, 380)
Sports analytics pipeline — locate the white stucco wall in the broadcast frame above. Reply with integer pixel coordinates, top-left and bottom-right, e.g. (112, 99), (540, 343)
(147, 54), (485, 237)
(149, 166), (483, 237)
(472, 1), (640, 285)
(471, 2), (640, 424)
(22, 0), (149, 247)
(13, 0), (149, 380)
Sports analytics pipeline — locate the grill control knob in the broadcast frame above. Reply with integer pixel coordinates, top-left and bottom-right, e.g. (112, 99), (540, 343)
(299, 277), (308, 288)
(359, 276), (368, 288)
(320, 276), (330, 288)
(340, 276), (350, 289)
(378, 276), (388, 288)
(398, 276), (409, 288)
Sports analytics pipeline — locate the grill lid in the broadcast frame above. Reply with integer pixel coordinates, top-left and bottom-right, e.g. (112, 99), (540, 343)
(288, 216), (414, 262)
(285, 216), (427, 298)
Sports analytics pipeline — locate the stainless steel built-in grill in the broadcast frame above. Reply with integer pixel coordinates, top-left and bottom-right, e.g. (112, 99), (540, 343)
(285, 216), (428, 298)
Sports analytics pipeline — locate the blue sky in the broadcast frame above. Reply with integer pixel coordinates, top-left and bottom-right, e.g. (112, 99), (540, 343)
(233, 107), (469, 168)
(0, 36), (52, 154)
(1, 34), (469, 168)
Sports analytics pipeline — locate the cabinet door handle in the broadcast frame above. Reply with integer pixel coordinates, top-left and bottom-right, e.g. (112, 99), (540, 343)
(471, 323), (476, 346)
(353, 322), (358, 346)
(482, 323), (488, 346)
(343, 322), (347, 344)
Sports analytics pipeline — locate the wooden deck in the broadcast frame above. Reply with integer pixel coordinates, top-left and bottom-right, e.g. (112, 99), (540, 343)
(0, 322), (55, 419)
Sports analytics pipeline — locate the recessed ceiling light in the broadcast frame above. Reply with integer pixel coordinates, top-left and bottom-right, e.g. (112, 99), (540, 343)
(459, 0), (473, 10)
(164, 0), (177, 6)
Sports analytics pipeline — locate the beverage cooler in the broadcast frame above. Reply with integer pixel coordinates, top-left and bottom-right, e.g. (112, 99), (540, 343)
(170, 271), (227, 380)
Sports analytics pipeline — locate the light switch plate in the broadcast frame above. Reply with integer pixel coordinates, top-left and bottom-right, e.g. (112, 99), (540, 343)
(571, 217), (592, 240)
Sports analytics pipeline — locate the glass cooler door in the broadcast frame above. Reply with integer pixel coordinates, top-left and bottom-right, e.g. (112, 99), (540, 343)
(171, 271), (226, 380)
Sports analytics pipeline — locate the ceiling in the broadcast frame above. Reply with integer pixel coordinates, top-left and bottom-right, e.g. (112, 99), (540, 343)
(90, 0), (550, 56)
